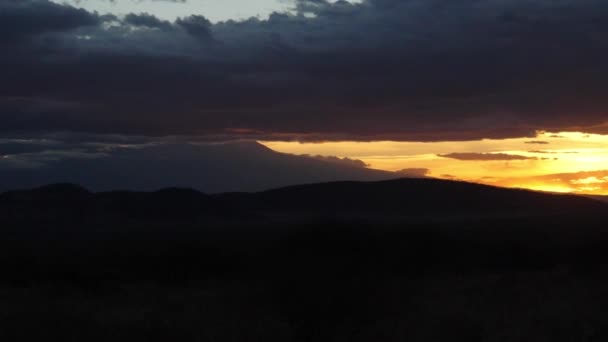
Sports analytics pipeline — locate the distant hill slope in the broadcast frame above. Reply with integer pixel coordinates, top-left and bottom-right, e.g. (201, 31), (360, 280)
(0, 142), (399, 193)
(1, 179), (606, 231)
(218, 178), (608, 220)
(587, 195), (608, 204)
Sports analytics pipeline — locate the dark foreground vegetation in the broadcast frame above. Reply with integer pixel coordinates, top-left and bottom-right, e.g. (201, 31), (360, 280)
(2, 179), (608, 341)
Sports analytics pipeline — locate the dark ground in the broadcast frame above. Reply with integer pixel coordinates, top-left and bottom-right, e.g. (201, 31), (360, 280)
(1, 179), (608, 341)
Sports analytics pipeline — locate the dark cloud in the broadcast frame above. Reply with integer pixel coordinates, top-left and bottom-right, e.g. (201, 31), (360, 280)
(303, 155), (369, 168)
(0, 0), (99, 44)
(528, 150), (554, 154)
(438, 153), (536, 161)
(528, 150), (579, 154)
(394, 168), (430, 178)
(2, 0), (608, 141)
(525, 141), (550, 145)
(175, 15), (214, 41)
(0, 139), (68, 155)
(124, 13), (172, 30)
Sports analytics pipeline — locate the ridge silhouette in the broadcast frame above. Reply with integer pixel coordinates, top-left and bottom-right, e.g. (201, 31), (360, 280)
(2, 179), (608, 341)
(2, 178), (605, 221)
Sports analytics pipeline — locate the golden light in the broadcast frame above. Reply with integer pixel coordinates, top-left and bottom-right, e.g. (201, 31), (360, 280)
(523, 185), (574, 194)
(260, 131), (608, 195)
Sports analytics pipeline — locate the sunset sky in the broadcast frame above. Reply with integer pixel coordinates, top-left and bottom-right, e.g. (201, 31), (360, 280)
(263, 131), (608, 194)
(2, 0), (608, 194)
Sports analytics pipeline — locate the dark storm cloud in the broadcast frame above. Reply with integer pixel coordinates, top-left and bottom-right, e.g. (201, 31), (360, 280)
(0, 0), (99, 44)
(124, 13), (173, 30)
(176, 15), (214, 41)
(2, 0), (608, 141)
(438, 153), (536, 161)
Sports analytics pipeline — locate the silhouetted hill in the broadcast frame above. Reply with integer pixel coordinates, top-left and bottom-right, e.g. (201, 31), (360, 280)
(217, 178), (607, 221)
(587, 195), (608, 203)
(94, 188), (221, 220)
(3, 179), (608, 342)
(1, 179), (606, 229)
(0, 184), (94, 226)
(1, 183), (91, 202)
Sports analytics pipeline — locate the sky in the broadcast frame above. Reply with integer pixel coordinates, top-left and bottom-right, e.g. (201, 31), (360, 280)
(2, 0), (608, 193)
(50, 0), (293, 22)
(262, 131), (608, 194)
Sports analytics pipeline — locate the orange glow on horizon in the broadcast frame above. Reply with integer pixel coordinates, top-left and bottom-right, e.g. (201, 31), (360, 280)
(260, 131), (608, 195)
(523, 185), (574, 194)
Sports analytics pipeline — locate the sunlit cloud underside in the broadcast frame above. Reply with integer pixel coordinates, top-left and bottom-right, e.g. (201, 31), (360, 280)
(261, 132), (608, 195)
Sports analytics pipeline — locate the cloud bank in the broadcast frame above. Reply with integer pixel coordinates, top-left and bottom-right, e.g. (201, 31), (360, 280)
(438, 152), (536, 161)
(2, 0), (608, 141)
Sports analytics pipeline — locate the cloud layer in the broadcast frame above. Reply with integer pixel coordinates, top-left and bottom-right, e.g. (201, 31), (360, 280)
(490, 170), (608, 195)
(2, 0), (608, 141)
(438, 152), (536, 161)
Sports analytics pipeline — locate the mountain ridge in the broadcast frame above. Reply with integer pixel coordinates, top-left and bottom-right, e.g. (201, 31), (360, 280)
(2, 178), (605, 225)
